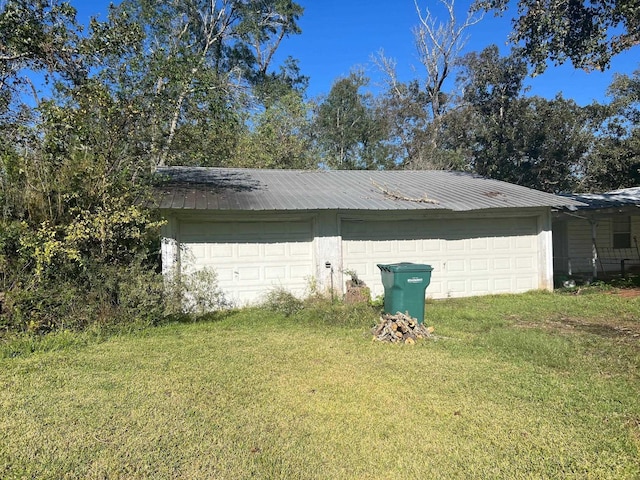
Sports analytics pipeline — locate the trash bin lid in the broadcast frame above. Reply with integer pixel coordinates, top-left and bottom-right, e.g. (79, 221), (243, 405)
(377, 262), (433, 273)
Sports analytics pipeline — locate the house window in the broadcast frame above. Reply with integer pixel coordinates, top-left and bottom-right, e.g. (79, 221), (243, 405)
(612, 216), (631, 249)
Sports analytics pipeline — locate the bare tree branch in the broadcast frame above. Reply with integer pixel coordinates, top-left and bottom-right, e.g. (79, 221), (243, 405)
(413, 0), (484, 118)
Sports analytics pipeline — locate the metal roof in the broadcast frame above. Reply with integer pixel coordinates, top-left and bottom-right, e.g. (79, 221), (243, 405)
(156, 166), (585, 212)
(561, 187), (640, 212)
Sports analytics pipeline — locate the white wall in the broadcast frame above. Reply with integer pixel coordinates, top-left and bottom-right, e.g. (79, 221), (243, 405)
(554, 212), (640, 276)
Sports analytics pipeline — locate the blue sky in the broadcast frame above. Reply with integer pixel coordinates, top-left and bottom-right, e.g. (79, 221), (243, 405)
(74, 0), (639, 106)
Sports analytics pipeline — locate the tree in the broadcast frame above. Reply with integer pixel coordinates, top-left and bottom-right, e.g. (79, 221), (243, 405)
(0, 0), (84, 109)
(374, 0), (483, 169)
(474, 0), (640, 73)
(413, 0), (484, 118)
(457, 46), (592, 192)
(314, 73), (393, 170)
(0, 0), (308, 332)
(92, 0), (304, 168)
(581, 68), (640, 191)
(455, 46), (529, 179)
(234, 91), (317, 169)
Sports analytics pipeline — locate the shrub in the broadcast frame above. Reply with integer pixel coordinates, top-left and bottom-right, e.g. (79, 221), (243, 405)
(1, 260), (166, 334)
(165, 267), (230, 317)
(262, 287), (304, 317)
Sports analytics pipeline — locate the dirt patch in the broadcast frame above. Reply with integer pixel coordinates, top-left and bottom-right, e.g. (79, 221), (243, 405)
(517, 317), (640, 343)
(612, 288), (640, 298)
(560, 318), (640, 340)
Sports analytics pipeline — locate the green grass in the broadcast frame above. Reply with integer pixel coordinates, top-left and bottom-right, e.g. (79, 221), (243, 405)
(1, 291), (639, 479)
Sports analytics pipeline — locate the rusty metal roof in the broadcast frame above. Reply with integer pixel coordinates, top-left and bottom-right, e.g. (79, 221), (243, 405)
(155, 167), (585, 212)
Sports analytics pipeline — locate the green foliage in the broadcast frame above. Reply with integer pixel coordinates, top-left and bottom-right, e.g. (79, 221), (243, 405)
(165, 267), (230, 317)
(234, 92), (318, 169)
(0, 0), (84, 107)
(474, 0), (640, 73)
(262, 287), (304, 317)
(580, 68), (640, 191)
(453, 46), (593, 192)
(262, 284), (380, 326)
(315, 72), (394, 170)
(0, 0), (305, 335)
(90, 0), (305, 168)
(1, 259), (166, 333)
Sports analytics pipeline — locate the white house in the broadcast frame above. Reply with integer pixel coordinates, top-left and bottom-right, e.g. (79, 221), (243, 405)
(157, 167), (582, 306)
(553, 187), (640, 280)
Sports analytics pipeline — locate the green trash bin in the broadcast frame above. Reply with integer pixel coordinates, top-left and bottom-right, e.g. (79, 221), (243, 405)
(377, 262), (433, 324)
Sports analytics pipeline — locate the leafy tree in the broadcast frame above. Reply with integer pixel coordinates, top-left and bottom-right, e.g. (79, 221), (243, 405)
(457, 46), (592, 192)
(455, 46), (529, 178)
(234, 91), (318, 169)
(0, 0), (84, 108)
(92, 0), (304, 168)
(314, 73), (393, 170)
(0, 0), (307, 332)
(474, 0), (640, 73)
(581, 68), (640, 191)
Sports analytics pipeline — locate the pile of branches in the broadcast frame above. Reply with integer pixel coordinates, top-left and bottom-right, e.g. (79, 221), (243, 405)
(372, 312), (435, 344)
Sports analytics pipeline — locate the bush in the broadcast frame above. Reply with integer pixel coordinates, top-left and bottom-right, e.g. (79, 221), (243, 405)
(164, 267), (230, 317)
(262, 287), (304, 317)
(1, 260), (166, 334)
(261, 286), (381, 327)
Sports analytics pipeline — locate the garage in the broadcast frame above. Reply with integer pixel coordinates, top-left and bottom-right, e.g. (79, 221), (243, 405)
(157, 167), (581, 304)
(341, 216), (539, 298)
(179, 219), (314, 305)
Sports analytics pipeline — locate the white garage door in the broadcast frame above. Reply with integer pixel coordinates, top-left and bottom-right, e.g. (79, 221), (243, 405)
(180, 220), (314, 305)
(342, 217), (539, 299)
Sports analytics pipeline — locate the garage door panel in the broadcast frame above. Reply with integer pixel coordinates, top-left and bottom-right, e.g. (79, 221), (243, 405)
(238, 266), (261, 281)
(265, 266), (286, 280)
(447, 259), (466, 272)
(342, 217), (539, 299)
(470, 258), (489, 271)
(516, 236), (535, 249)
(264, 243), (286, 257)
(373, 242), (393, 254)
(345, 241), (367, 255)
(517, 277), (535, 289)
(493, 257), (511, 270)
(421, 239), (441, 251)
(238, 244), (261, 258)
(211, 244), (233, 257)
(447, 239), (466, 251)
(471, 279), (490, 293)
(516, 256), (534, 269)
(180, 220), (313, 305)
(398, 242), (418, 253)
(471, 238), (489, 250)
(290, 242), (312, 256)
(216, 267), (234, 282)
(492, 237), (511, 250)
(494, 278), (512, 292)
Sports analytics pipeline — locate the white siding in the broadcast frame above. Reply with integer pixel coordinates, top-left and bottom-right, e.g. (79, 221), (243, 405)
(564, 218), (605, 274)
(556, 213), (640, 276)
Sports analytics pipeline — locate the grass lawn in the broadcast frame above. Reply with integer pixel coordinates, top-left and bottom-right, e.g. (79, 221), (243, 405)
(1, 290), (639, 479)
